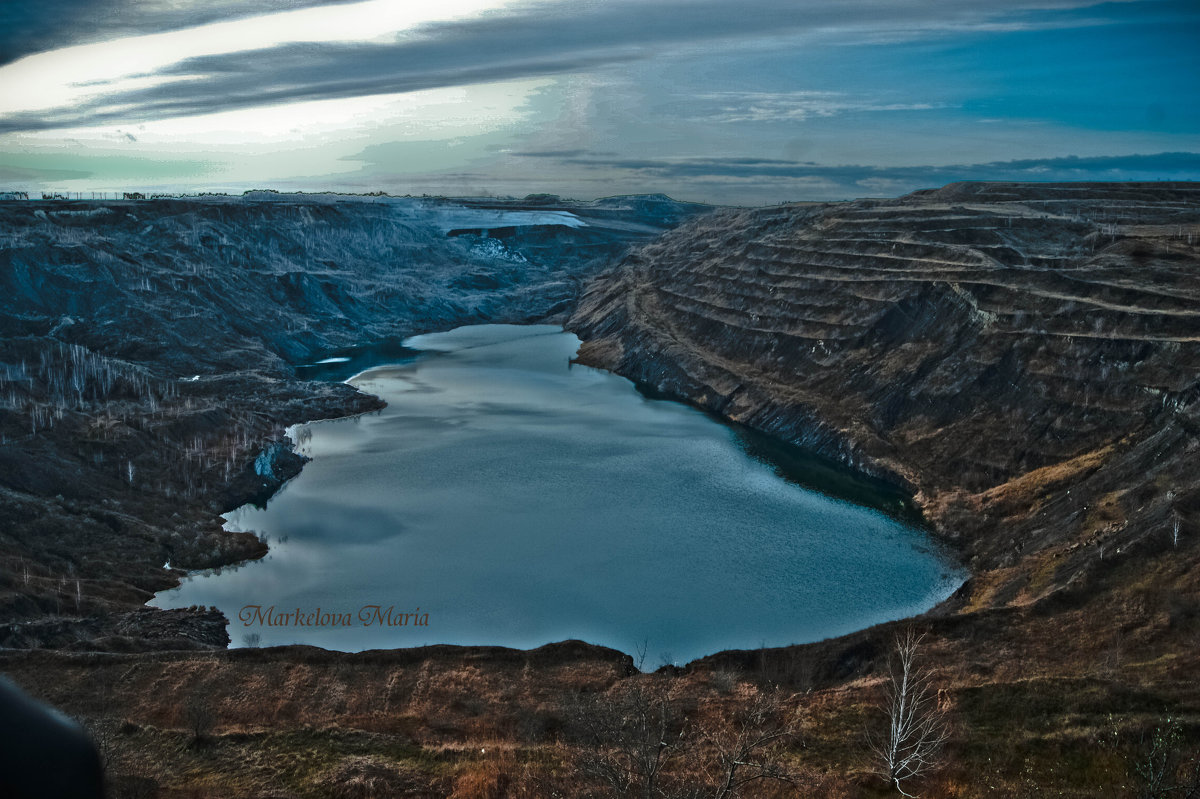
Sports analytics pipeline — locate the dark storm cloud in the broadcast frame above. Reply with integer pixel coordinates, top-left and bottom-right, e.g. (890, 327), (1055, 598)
(0, 0), (1130, 133)
(0, 0), (363, 66)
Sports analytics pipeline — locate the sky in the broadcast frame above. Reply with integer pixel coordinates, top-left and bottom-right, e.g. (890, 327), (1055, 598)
(0, 0), (1197, 204)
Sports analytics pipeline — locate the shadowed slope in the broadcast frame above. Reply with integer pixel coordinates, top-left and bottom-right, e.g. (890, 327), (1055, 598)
(570, 182), (1200, 608)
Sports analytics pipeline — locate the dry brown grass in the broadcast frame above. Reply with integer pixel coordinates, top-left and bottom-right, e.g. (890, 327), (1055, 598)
(980, 443), (1115, 514)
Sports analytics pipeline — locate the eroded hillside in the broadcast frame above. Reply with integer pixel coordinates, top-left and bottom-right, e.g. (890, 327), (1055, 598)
(570, 182), (1200, 610)
(0, 192), (708, 648)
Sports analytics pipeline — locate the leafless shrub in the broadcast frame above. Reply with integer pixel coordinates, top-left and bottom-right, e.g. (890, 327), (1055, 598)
(702, 688), (801, 799)
(569, 680), (689, 799)
(183, 689), (216, 744)
(1127, 717), (1200, 799)
(710, 669), (740, 696)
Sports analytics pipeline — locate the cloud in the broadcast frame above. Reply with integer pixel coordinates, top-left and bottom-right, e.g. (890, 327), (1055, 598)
(0, 163), (91, 181)
(510, 149), (593, 159)
(693, 91), (940, 124)
(545, 151), (1200, 196)
(0, 0), (364, 66)
(0, 0), (1135, 133)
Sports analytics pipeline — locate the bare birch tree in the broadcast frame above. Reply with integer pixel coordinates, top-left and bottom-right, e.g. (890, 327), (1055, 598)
(867, 629), (949, 797)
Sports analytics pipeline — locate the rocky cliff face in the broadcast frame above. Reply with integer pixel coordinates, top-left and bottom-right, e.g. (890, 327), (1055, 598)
(570, 182), (1200, 610)
(0, 192), (707, 648)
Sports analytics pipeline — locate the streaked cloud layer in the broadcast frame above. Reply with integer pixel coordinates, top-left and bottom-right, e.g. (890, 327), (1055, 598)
(0, 0), (364, 66)
(0, 0), (1197, 203)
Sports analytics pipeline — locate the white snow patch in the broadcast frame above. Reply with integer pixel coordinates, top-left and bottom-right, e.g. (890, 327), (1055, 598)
(421, 206), (587, 233)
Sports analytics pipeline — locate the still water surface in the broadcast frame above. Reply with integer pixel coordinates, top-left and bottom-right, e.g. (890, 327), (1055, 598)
(154, 324), (962, 663)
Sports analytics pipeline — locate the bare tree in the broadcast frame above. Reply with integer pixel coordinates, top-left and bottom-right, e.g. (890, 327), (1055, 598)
(704, 688), (800, 799)
(632, 638), (649, 671)
(866, 630), (949, 797)
(570, 681), (689, 799)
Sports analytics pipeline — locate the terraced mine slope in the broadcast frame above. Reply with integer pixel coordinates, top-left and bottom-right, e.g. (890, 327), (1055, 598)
(571, 182), (1200, 610)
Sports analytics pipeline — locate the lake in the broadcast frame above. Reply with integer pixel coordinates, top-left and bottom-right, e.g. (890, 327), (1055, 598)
(153, 324), (963, 664)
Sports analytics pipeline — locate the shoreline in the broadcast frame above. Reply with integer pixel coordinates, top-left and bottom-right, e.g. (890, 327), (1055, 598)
(163, 323), (966, 667)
